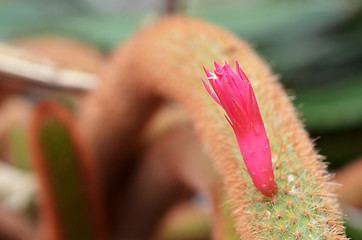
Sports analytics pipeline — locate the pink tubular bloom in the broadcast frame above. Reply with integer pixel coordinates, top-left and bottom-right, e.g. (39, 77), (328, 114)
(202, 61), (277, 197)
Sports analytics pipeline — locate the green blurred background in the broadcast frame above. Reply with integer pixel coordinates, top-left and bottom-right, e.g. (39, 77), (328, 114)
(1, 0), (362, 238)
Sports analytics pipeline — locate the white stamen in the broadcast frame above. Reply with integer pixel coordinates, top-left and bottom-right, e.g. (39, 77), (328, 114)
(207, 72), (218, 80)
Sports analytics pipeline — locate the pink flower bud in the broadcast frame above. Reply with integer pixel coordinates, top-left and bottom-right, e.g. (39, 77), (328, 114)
(202, 61), (277, 197)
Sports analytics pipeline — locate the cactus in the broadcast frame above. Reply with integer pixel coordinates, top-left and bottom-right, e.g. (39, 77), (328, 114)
(79, 17), (346, 239)
(30, 101), (109, 240)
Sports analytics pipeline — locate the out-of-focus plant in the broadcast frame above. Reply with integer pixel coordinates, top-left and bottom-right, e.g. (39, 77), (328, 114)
(0, 0), (361, 239)
(2, 0), (362, 168)
(30, 101), (109, 240)
(78, 16), (346, 239)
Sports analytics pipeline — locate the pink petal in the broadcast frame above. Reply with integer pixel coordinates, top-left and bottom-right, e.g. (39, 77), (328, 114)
(201, 61), (277, 197)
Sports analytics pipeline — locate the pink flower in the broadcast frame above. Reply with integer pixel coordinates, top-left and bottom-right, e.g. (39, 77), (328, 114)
(202, 61), (277, 197)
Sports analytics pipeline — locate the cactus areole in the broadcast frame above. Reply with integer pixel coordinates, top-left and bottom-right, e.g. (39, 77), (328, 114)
(202, 61), (277, 197)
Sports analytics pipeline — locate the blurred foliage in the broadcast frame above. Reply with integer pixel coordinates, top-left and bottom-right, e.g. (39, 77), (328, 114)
(1, 0), (361, 132)
(1, 0), (362, 238)
(346, 221), (362, 240)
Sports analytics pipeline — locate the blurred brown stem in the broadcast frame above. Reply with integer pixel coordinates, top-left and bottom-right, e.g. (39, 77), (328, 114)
(115, 106), (226, 239)
(334, 158), (362, 208)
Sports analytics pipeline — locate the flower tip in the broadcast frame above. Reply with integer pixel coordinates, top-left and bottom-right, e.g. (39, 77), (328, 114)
(214, 61), (222, 70)
(203, 66), (213, 78)
(223, 60), (232, 69)
(234, 61), (248, 82)
(200, 77), (208, 87)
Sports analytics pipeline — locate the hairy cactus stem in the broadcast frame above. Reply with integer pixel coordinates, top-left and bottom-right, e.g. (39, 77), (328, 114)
(79, 16), (346, 239)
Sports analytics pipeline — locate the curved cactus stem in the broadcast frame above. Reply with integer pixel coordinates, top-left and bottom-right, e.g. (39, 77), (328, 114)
(79, 16), (347, 239)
